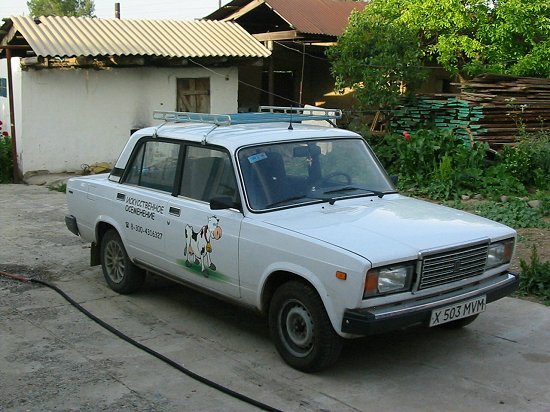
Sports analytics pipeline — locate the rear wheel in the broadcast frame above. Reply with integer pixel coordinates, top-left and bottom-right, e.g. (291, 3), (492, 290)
(100, 229), (145, 294)
(269, 281), (343, 372)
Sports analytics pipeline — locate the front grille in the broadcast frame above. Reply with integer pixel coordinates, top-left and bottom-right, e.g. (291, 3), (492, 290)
(418, 242), (489, 290)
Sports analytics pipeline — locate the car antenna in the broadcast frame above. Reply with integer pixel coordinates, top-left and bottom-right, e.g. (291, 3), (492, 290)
(288, 106), (294, 130)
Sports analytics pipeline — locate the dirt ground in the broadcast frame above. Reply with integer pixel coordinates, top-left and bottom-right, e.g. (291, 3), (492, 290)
(511, 227), (550, 273)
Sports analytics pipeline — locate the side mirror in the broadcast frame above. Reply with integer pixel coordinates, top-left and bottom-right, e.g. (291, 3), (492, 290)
(390, 175), (398, 185)
(210, 196), (242, 212)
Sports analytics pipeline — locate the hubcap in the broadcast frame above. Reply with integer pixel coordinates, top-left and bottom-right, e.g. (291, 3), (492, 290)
(280, 300), (314, 357)
(104, 240), (125, 283)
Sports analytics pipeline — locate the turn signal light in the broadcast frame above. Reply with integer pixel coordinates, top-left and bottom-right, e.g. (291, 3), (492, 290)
(364, 271), (378, 296)
(336, 271), (347, 280)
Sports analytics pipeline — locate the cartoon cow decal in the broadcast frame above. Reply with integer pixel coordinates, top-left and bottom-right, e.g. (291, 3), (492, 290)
(184, 216), (223, 276)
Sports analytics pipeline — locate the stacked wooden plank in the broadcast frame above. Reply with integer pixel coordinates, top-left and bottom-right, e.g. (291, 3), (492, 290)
(458, 74), (550, 148)
(390, 96), (486, 144)
(390, 74), (550, 149)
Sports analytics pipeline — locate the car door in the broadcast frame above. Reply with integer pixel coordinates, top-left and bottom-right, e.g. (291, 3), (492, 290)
(117, 138), (180, 268)
(163, 145), (243, 298)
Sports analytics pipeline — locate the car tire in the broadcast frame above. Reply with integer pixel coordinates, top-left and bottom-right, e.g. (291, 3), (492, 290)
(438, 314), (479, 329)
(269, 281), (343, 372)
(100, 229), (145, 294)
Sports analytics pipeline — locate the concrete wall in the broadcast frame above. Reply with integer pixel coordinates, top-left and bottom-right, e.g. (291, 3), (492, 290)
(3, 64), (238, 175)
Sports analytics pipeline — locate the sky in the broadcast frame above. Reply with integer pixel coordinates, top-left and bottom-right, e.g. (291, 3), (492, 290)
(0, 0), (231, 20)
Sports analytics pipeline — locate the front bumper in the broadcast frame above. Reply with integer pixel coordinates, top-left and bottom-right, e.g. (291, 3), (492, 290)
(341, 272), (519, 335)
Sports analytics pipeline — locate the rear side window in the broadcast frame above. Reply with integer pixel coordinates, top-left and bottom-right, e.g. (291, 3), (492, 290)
(124, 140), (180, 193)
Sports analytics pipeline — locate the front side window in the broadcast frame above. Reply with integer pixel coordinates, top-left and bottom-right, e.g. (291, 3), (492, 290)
(124, 140), (180, 193)
(180, 146), (239, 203)
(238, 138), (395, 211)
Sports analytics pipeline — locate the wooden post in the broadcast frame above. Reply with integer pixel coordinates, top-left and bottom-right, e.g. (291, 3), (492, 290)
(2, 45), (31, 183)
(5, 48), (20, 183)
(267, 41), (274, 106)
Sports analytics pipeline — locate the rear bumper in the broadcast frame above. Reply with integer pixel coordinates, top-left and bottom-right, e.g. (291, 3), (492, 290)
(341, 272), (519, 335)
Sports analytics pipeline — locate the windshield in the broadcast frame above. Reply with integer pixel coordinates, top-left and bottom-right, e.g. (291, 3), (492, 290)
(237, 138), (395, 211)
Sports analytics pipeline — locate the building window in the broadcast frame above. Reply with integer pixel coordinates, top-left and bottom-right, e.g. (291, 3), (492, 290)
(177, 78), (210, 113)
(0, 78), (7, 98)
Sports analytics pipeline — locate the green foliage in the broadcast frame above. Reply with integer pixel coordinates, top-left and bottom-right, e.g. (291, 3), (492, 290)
(329, 0), (550, 108)
(0, 135), (13, 184)
(472, 199), (547, 229)
(48, 182), (67, 193)
(365, 127), (550, 202)
(499, 133), (550, 190)
(519, 246), (550, 304)
(328, 1), (427, 108)
(533, 192), (550, 217)
(366, 128), (499, 200)
(398, 0), (490, 75)
(480, 0), (550, 77)
(399, 0), (550, 77)
(27, 0), (95, 17)
(474, 163), (528, 200)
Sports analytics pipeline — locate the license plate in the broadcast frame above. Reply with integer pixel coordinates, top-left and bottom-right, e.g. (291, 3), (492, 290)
(429, 295), (486, 327)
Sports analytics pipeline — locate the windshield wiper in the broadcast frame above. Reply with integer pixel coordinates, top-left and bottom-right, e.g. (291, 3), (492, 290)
(322, 186), (386, 198)
(266, 195), (314, 208)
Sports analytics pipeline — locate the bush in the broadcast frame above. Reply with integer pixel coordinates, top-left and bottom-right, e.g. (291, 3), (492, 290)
(499, 133), (550, 190)
(0, 135), (13, 183)
(365, 128), (525, 200)
(519, 246), (550, 305)
(360, 127), (550, 228)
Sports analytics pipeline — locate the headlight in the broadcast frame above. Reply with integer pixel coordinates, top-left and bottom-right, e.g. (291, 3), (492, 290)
(486, 239), (514, 269)
(364, 263), (415, 298)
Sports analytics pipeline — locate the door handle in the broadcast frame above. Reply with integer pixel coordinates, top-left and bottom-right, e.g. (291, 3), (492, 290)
(169, 207), (180, 217)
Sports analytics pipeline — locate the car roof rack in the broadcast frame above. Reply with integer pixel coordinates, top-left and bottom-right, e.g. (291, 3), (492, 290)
(153, 106), (342, 126)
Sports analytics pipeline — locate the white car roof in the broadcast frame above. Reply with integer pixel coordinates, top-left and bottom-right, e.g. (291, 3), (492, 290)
(132, 121), (360, 151)
(114, 108), (360, 169)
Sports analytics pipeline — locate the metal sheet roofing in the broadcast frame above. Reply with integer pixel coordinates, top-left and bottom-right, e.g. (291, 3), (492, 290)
(207, 0), (367, 37)
(265, 0), (366, 36)
(6, 16), (271, 58)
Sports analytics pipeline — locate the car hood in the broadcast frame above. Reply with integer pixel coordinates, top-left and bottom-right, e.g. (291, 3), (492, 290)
(261, 195), (516, 265)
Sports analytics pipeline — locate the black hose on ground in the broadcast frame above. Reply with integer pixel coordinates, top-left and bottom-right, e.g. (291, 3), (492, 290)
(0, 271), (282, 412)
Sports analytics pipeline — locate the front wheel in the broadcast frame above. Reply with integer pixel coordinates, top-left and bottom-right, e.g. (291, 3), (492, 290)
(100, 229), (145, 294)
(269, 281), (343, 372)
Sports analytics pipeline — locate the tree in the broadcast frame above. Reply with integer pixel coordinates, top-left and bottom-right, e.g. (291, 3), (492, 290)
(328, 0), (428, 108)
(27, 0), (95, 17)
(329, 0), (550, 109)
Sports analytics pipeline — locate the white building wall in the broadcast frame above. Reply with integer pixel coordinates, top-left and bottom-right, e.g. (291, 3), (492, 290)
(16, 65), (238, 175)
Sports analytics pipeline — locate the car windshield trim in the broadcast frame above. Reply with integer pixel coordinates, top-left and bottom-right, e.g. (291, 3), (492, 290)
(265, 195), (319, 209)
(237, 137), (395, 212)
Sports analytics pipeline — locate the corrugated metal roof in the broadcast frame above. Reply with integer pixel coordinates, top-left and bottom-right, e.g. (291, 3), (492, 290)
(264, 0), (366, 36)
(207, 0), (367, 37)
(7, 16), (271, 58)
